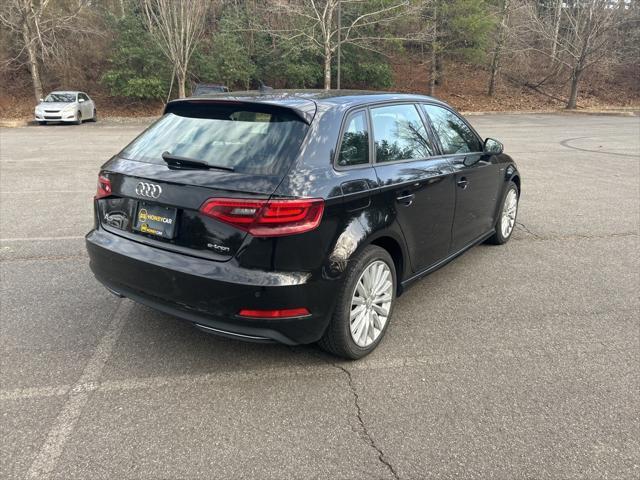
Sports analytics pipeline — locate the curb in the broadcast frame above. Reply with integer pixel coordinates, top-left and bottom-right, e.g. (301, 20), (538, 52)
(0, 119), (32, 128)
(0, 117), (157, 128)
(1, 109), (637, 128)
(561, 110), (637, 117)
(461, 109), (638, 117)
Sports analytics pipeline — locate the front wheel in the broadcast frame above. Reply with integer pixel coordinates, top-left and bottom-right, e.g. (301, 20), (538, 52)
(38, 121), (47, 126)
(75, 112), (82, 125)
(487, 181), (519, 245)
(90, 109), (97, 122)
(318, 245), (396, 359)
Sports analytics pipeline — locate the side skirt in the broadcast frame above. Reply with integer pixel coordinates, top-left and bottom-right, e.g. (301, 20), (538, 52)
(400, 230), (495, 290)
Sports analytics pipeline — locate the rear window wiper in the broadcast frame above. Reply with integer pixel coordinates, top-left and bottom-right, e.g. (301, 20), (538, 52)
(161, 151), (234, 172)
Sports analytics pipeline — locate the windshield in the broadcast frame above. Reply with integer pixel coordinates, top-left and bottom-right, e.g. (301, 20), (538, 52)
(44, 93), (76, 103)
(120, 106), (309, 175)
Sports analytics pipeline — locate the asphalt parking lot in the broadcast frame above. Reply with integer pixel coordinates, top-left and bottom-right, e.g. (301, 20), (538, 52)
(1, 113), (638, 479)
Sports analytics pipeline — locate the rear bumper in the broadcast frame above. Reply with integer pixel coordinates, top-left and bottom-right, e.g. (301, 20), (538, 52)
(86, 228), (338, 345)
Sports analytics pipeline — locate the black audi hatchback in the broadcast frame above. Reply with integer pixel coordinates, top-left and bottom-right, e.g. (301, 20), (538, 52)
(86, 90), (520, 359)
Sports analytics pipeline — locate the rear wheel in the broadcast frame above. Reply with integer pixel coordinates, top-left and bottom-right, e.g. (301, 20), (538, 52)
(487, 181), (519, 244)
(75, 112), (82, 125)
(318, 245), (396, 359)
(90, 109), (97, 122)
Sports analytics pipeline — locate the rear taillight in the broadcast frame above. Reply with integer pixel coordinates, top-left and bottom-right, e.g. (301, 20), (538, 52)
(95, 175), (112, 199)
(238, 308), (311, 319)
(200, 198), (324, 237)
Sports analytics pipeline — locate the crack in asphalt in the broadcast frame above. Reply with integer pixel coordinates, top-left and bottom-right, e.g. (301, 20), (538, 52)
(515, 221), (542, 239)
(333, 363), (401, 480)
(512, 229), (638, 242)
(286, 346), (401, 478)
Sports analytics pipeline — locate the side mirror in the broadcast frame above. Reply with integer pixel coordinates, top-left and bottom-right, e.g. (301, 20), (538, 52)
(484, 138), (503, 155)
(78, 98), (85, 103)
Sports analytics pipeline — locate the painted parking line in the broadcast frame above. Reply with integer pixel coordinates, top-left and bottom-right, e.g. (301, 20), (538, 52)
(25, 299), (130, 480)
(0, 235), (85, 242)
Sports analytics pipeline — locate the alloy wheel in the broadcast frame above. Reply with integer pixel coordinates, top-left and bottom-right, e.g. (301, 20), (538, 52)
(349, 260), (393, 348)
(501, 188), (518, 238)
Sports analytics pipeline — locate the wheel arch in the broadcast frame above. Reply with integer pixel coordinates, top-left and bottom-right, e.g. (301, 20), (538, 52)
(367, 233), (407, 296)
(510, 174), (521, 196)
(506, 164), (521, 196)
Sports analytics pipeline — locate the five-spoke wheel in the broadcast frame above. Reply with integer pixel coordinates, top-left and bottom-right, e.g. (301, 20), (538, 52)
(319, 245), (396, 359)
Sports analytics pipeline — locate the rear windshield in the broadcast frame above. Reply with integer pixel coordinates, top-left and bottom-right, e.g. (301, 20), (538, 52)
(120, 104), (309, 175)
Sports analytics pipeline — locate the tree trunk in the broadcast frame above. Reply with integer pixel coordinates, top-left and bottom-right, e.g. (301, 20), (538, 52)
(22, 26), (43, 102)
(323, 42), (332, 90)
(428, 2), (439, 95)
(566, 6), (593, 110)
(177, 68), (187, 98)
(487, 51), (499, 97)
(435, 53), (443, 86)
(488, 0), (510, 97)
(566, 67), (582, 109)
(550, 0), (562, 63)
(429, 42), (437, 96)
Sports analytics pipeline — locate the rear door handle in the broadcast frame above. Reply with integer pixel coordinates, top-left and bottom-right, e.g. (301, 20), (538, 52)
(396, 193), (415, 206)
(457, 177), (469, 189)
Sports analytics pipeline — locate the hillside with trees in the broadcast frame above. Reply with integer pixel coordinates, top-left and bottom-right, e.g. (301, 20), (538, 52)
(1, 0), (638, 119)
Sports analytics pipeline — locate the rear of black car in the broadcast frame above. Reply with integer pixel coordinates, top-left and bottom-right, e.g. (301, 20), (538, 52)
(86, 99), (338, 344)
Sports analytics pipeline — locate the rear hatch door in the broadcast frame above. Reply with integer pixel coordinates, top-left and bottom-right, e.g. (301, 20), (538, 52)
(96, 99), (314, 261)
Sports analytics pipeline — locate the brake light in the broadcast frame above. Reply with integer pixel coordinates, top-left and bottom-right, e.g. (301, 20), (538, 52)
(95, 175), (112, 199)
(238, 308), (311, 319)
(200, 198), (324, 237)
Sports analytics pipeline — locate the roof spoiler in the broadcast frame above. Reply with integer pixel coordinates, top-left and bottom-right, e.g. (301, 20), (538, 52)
(164, 98), (316, 125)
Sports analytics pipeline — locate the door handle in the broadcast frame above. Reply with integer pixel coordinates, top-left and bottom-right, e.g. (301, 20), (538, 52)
(457, 177), (469, 189)
(396, 193), (415, 206)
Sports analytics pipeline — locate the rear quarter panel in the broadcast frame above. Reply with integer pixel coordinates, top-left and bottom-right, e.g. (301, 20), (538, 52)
(271, 105), (410, 284)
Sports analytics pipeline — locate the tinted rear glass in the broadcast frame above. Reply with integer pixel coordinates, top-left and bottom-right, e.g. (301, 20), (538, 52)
(120, 104), (309, 175)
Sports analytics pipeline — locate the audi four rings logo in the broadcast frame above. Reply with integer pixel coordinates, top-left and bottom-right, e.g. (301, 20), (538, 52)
(135, 182), (162, 198)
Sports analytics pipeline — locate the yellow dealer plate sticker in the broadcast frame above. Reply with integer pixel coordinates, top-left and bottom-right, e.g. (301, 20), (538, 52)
(133, 202), (178, 239)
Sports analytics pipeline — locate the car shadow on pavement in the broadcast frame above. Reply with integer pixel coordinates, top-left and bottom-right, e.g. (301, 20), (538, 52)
(99, 301), (327, 381)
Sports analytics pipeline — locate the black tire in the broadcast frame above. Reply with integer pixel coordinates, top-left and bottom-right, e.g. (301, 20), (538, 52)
(318, 245), (397, 359)
(90, 109), (97, 122)
(38, 121), (47, 126)
(486, 181), (519, 245)
(75, 112), (82, 125)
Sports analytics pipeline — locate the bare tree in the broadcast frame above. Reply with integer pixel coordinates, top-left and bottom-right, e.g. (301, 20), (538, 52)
(550, 0), (562, 62)
(0, 0), (92, 102)
(256, 0), (410, 89)
(525, 0), (629, 109)
(488, 0), (511, 96)
(139, 0), (210, 98)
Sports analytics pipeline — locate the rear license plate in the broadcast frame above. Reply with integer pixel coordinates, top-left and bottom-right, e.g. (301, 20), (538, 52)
(133, 202), (178, 239)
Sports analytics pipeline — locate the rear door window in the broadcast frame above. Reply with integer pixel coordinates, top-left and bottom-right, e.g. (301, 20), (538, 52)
(337, 111), (369, 167)
(370, 104), (435, 163)
(422, 104), (482, 154)
(120, 105), (309, 175)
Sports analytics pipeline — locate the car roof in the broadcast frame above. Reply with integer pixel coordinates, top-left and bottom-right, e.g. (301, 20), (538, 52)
(49, 91), (81, 95)
(167, 89), (446, 124)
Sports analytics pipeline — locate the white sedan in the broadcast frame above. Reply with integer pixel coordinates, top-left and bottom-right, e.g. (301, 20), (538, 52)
(34, 91), (97, 125)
